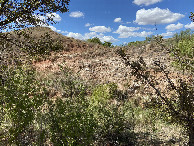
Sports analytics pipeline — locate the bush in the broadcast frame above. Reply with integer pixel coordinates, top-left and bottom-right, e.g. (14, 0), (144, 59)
(103, 41), (113, 47)
(171, 29), (194, 72)
(89, 83), (136, 145)
(0, 65), (47, 145)
(46, 96), (96, 145)
(42, 75), (136, 145)
(87, 37), (102, 45)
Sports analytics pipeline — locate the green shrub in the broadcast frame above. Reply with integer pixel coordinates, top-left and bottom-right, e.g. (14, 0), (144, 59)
(43, 80), (136, 145)
(46, 96), (96, 145)
(127, 40), (146, 48)
(0, 65), (47, 145)
(103, 41), (113, 47)
(171, 30), (194, 72)
(87, 37), (102, 45)
(89, 83), (136, 145)
(173, 29), (193, 43)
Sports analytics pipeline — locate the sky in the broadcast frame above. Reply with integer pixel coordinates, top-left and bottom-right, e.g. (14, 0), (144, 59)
(34, 0), (194, 45)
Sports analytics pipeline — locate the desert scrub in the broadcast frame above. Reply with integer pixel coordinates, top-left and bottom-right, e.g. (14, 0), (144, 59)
(45, 96), (96, 145)
(171, 35), (194, 72)
(0, 65), (47, 145)
(89, 83), (136, 145)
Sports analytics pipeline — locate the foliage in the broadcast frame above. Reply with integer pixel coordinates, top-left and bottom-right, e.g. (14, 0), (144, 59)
(127, 40), (146, 47)
(42, 70), (136, 145)
(117, 34), (194, 145)
(87, 37), (102, 45)
(0, 27), (64, 66)
(170, 29), (194, 72)
(173, 29), (193, 43)
(0, 0), (70, 31)
(103, 41), (113, 47)
(46, 96), (96, 145)
(21, 31), (64, 59)
(89, 83), (136, 145)
(0, 65), (47, 145)
(145, 35), (163, 45)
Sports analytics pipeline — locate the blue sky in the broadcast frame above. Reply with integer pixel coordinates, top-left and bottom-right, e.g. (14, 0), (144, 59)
(42, 0), (194, 45)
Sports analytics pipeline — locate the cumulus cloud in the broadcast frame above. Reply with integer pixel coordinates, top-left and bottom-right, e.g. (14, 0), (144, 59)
(114, 25), (140, 33)
(114, 25), (152, 38)
(89, 26), (111, 33)
(118, 31), (153, 38)
(85, 23), (92, 27)
(185, 22), (194, 29)
(100, 36), (119, 43)
(67, 32), (85, 40)
(61, 30), (68, 34)
(165, 23), (183, 31)
(66, 32), (118, 43)
(84, 32), (100, 39)
(161, 31), (175, 37)
(46, 13), (61, 21)
(114, 18), (122, 23)
(133, 0), (162, 6)
(69, 11), (84, 18)
(135, 7), (184, 25)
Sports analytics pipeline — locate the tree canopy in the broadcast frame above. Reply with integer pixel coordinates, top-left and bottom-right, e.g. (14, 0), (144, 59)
(0, 0), (70, 31)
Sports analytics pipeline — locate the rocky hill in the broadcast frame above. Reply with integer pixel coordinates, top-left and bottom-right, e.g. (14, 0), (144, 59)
(2, 26), (192, 94)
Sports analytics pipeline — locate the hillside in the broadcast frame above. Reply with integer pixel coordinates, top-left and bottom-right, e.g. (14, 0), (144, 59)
(15, 27), (189, 91)
(2, 26), (192, 94)
(1, 26), (193, 145)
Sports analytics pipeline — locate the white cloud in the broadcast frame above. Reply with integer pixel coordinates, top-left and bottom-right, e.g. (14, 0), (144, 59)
(135, 7), (184, 25)
(85, 23), (92, 27)
(69, 11), (84, 18)
(114, 25), (140, 34)
(66, 32), (118, 43)
(133, 0), (162, 6)
(161, 31), (175, 37)
(46, 13), (61, 21)
(89, 26), (111, 33)
(61, 30), (69, 34)
(47, 25), (63, 33)
(100, 36), (119, 43)
(118, 31), (153, 38)
(67, 32), (84, 40)
(165, 22), (183, 31)
(114, 18), (122, 23)
(84, 32), (99, 39)
(114, 25), (152, 38)
(185, 22), (194, 29)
